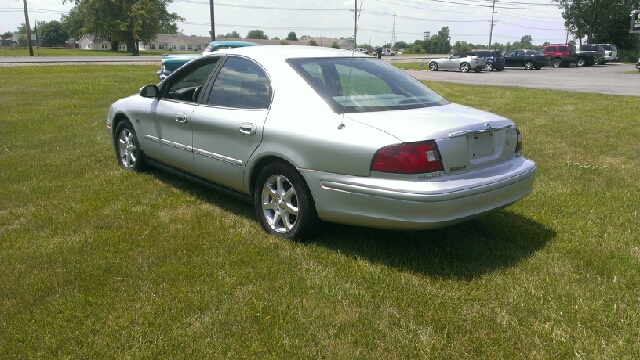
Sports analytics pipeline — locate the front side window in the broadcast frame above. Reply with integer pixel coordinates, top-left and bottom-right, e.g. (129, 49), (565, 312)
(206, 57), (271, 109)
(288, 57), (448, 113)
(162, 59), (220, 102)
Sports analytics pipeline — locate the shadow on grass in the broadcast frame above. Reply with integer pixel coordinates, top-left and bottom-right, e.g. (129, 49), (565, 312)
(309, 212), (555, 280)
(147, 169), (554, 281)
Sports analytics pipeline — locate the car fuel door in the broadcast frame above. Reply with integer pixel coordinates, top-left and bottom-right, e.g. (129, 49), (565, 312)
(191, 56), (272, 192)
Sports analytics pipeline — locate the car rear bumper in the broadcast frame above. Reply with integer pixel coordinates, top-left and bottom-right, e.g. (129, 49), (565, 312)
(302, 156), (536, 230)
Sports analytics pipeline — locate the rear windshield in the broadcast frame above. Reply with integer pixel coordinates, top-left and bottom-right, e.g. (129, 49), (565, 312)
(601, 45), (615, 51)
(288, 57), (449, 114)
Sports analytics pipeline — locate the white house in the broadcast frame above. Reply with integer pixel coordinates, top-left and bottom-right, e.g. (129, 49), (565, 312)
(78, 34), (112, 50)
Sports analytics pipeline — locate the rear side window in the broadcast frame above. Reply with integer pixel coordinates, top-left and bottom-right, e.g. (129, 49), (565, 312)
(206, 57), (271, 109)
(559, 46), (567, 52)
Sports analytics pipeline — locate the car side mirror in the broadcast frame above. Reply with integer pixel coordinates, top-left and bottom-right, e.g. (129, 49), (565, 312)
(140, 85), (159, 98)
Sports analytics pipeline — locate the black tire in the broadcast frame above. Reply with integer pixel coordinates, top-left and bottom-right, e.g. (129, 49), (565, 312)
(485, 62), (494, 71)
(114, 119), (146, 171)
(577, 58), (585, 67)
(524, 61), (534, 70)
(551, 58), (562, 68)
(460, 63), (470, 73)
(429, 62), (438, 71)
(254, 161), (319, 240)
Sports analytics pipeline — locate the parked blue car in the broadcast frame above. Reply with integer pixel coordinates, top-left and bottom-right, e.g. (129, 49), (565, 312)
(157, 41), (257, 79)
(468, 50), (505, 71)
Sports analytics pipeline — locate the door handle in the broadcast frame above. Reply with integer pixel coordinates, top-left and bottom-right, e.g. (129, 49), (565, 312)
(238, 123), (257, 136)
(175, 113), (187, 124)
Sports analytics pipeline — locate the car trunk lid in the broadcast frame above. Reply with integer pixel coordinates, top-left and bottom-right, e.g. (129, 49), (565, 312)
(346, 103), (521, 174)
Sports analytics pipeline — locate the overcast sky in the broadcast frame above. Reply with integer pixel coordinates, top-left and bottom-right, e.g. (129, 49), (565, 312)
(1, 0), (569, 47)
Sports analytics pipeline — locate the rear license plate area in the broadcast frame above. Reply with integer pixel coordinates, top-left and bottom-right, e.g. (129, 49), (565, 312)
(470, 131), (494, 158)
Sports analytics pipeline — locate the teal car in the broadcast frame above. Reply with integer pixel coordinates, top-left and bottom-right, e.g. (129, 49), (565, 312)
(156, 41), (257, 79)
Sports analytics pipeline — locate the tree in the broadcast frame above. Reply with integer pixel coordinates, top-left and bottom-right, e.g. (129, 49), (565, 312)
(553, 0), (640, 52)
(308, 39), (317, 46)
(61, 6), (85, 40)
(61, 0), (183, 56)
(519, 35), (533, 48)
(453, 41), (472, 54)
(246, 29), (268, 39)
(38, 20), (70, 46)
(279, 40), (289, 45)
(331, 41), (340, 49)
(286, 31), (298, 41)
(392, 41), (408, 50)
(2, 31), (13, 40)
(218, 31), (240, 39)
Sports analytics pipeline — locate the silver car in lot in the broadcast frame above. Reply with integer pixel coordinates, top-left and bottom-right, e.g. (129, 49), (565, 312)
(108, 46), (536, 239)
(428, 54), (487, 72)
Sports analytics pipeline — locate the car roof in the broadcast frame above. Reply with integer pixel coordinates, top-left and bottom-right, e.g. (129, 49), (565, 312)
(206, 40), (257, 47)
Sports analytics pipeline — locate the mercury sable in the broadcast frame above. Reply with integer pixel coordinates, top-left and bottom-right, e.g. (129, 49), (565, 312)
(107, 46), (536, 239)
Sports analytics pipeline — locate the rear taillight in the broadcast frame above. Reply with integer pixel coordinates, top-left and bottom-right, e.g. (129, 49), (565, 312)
(469, 56), (478, 60)
(515, 128), (523, 155)
(372, 141), (444, 174)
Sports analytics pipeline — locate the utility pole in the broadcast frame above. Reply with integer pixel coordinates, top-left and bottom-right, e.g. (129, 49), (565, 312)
(210, 0), (215, 41)
(22, 0), (34, 56)
(488, 0), (496, 50)
(353, 0), (357, 49)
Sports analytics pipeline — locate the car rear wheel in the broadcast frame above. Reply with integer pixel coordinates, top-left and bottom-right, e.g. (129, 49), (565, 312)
(460, 63), (470, 73)
(551, 58), (562, 67)
(524, 61), (534, 70)
(429, 62), (438, 71)
(115, 119), (146, 171)
(254, 162), (319, 240)
(485, 62), (493, 71)
(577, 58), (585, 67)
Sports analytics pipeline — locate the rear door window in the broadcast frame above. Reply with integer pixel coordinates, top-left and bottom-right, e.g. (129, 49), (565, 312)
(205, 57), (271, 109)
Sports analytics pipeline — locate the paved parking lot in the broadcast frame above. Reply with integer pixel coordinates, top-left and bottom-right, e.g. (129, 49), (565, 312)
(2, 55), (638, 96)
(403, 63), (640, 97)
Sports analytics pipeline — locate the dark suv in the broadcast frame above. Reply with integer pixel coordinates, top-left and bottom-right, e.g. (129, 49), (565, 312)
(575, 44), (605, 67)
(537, 44), (576, 67)
(468, 50), (505, 71)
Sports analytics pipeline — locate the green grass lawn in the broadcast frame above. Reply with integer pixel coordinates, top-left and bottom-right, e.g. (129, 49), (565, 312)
(1, 65), (639, 359)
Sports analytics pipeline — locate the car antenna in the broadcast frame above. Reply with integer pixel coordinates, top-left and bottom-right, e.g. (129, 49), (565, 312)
(339, 0), (363, 130)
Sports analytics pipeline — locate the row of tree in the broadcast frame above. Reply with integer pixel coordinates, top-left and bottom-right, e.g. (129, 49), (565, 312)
(6, 0), (639, 57)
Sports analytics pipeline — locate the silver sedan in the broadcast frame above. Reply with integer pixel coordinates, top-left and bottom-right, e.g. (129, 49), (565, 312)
(107, 46), (536, 239)
(429, 54), (487, 72)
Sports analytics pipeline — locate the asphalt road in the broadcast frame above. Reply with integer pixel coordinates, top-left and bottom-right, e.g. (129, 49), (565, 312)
(404, 62), (640, 97)
(1, 55), (638, 96)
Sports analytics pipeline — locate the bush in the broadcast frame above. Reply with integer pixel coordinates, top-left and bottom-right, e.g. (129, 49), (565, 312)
(617, 48), (639, 63)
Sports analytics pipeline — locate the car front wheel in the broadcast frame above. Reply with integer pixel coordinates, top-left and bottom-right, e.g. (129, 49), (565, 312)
(429, 62), (438, 71)
(485, 62), (493, 71)
(577, 58), (585, 67)
(115, 119), (145, 171)
(524, 61), (534, 70)
(254, 162), (319, 240)
(460, 63), (470, 73)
